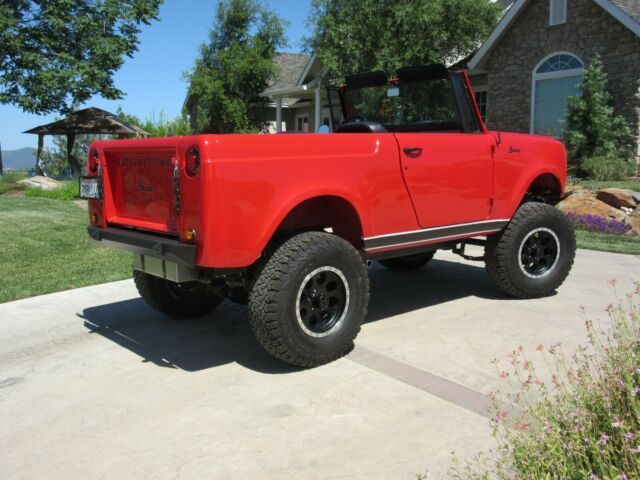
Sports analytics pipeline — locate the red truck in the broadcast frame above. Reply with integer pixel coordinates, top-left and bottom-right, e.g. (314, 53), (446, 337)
(82, 64), (575, 367)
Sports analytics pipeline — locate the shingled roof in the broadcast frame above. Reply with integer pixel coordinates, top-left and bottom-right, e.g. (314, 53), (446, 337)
(265, 53), (311, 92)
(611, 0), (640, 25)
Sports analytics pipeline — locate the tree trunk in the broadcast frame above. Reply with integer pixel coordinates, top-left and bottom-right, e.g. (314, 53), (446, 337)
(0, 142), (4, 176)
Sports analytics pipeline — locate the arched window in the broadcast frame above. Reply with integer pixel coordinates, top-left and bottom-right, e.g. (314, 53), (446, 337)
(531, 53), (584, 136)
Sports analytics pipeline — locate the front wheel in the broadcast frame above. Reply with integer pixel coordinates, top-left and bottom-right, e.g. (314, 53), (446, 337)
(248, 232), (370, 368)
(485, 202), (575, 299)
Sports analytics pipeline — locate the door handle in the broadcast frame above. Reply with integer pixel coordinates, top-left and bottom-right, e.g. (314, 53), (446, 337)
(403, 147), (423, 157)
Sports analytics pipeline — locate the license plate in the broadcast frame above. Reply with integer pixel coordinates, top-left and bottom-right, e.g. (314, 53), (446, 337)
(79, 177), (101, 199)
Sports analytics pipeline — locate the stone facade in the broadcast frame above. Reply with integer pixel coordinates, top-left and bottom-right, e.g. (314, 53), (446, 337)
(479, 0), (640, 163)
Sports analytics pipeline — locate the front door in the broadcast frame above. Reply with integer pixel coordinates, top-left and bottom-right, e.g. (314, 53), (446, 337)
(395, 133), (493, 228)
(296, 114), (309, 132)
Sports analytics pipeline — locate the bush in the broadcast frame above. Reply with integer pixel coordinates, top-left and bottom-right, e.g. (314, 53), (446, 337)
(564, 55), (635, 179)
(582, 155), (636, 182)
(451, 283), (640, 479)
(25, 181), (79, 200)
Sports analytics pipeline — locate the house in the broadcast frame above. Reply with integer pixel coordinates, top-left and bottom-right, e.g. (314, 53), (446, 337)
(467, 0), (640, 163)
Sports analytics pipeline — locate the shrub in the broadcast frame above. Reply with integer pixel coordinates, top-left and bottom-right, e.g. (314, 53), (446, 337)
(566, 212), (635, 236)
(582, 155), (636, 182)
(564, 55), (635, 179)
(25, 181), (79, 200)
(451, 283), (640, 479)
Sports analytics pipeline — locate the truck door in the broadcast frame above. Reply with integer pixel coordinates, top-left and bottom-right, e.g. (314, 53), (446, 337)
(394, 72), (493, 229)
(395, 132), (493, 228)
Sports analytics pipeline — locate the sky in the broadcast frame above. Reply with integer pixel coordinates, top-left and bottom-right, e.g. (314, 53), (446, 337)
(0, 0), (313, 151)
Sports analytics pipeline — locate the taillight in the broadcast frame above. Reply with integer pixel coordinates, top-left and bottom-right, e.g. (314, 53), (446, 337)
(185, 147), (200, 177)
(89, 149), (99, 174)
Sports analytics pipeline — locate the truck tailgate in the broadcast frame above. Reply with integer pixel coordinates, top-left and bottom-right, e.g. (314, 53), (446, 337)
(104, 149), (178, 233)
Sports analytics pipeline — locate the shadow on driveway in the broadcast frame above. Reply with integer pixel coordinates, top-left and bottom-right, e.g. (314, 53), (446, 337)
(79, 259), (513, 373)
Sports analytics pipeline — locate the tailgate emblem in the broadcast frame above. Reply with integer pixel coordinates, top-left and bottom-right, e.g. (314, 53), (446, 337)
(137, 179), (154, 193)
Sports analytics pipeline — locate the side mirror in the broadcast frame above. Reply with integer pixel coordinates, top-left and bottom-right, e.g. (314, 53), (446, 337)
(317, 124), (331, 134)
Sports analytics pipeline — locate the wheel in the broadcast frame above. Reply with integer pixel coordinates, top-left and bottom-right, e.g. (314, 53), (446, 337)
(485, 202), (575, 299)
(248, 231), (369, 368)
(133, 270), (222, 319)
(378, 251), (435, 271)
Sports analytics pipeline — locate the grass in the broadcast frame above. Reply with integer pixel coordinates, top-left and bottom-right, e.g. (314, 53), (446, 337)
(0, 197), (132, 303)
(25, 180), (79, 200)
(575, 179), (640, 192)
(576, 230), (640, 255)
(0, 171), (27, 195)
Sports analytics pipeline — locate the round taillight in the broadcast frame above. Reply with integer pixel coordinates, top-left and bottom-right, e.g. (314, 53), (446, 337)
(185, 147), (200, 176)
(89, 149), (99, 174)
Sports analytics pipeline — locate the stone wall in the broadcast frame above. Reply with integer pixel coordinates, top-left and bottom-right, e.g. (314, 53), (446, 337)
(483, 0), (640, 164)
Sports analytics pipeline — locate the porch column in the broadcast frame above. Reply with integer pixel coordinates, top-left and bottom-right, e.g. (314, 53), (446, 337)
(314, 86), (322, 132)
(275, 97), (283, 133)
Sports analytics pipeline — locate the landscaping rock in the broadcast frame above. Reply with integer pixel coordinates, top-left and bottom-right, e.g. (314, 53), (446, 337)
(18, 175), (64, 190)
(564, 185), (592, 198)
(556, 192), (628, 222)
(596, 188), (637, 209)
(630, 207), (640, 235)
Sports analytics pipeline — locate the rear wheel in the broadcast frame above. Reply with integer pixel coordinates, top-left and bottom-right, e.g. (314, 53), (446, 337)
(248, 232), (369, 368)
(378, 251), (435, 271)
(133, 270), (222, 319)
(485, 202), (575, 299)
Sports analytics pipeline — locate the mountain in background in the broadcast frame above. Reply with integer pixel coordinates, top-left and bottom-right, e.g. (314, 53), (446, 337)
(1, 148), (36, 171)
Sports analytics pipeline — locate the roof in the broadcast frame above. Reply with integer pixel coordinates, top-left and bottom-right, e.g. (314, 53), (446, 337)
(469, 0), (640, 71)
(263, 53), (311, 93)
(24, 107), (149, 136)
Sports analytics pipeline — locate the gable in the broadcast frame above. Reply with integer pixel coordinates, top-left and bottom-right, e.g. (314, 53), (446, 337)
(469, 0), (640, 70)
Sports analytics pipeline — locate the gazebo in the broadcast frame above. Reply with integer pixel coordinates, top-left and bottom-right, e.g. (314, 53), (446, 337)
(24, 107), (149, 175)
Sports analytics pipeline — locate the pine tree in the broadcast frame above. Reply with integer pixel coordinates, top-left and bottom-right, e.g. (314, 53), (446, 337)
(564, 55), (634, 179)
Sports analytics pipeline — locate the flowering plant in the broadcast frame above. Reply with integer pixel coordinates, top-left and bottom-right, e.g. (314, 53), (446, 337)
(566, 212), (635, 236)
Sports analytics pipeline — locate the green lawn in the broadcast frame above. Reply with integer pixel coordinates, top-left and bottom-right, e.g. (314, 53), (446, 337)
(576, 229), (640, 255)
(0, 171), (27, 195)
(0, 197), (132, 303)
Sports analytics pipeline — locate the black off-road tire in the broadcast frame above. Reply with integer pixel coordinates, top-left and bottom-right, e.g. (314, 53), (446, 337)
(485, 202), (575, 299)
(133, 270), (222, 319)
(248, 232), (369, 368)
(378, 251), (435, 271)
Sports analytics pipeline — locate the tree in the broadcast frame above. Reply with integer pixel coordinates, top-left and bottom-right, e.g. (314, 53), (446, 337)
(0, 0), (163, 115)
(306, 0), (502, 80)
(184, 0), (287, 133)
(116, 108), (192, 137)
(564, 55), (635, 180)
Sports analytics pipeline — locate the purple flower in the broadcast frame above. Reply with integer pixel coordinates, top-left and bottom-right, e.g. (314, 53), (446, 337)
(628, 446), (640, 455)
(599, 433), (609, 446)
(565, 212), (634, 235)
(620, 474), (628, 480)
(589, 474), (599, 480)
(625, 432), (637, 441)
(612, 417), (622, 428)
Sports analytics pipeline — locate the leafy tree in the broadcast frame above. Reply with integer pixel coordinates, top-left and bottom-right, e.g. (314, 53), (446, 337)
(0, 0), (163, 115)
(565, 55), (635, 179)
(306, 0), (502, 79)
(184, 0), (287, 133)
(116, 109), (192, 137)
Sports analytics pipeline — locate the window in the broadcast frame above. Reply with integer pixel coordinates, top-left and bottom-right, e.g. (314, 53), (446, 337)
(475, 90), (488, 123)
(295, 114), (309, 132)
(531, 53), (583, 136)
(549, 0), (567, 26)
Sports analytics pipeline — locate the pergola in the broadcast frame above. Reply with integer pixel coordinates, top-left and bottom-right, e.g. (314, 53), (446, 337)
(24, 107), (149, 175)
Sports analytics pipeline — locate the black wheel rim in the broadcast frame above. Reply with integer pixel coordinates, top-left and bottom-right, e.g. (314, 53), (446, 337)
(519, 228), (560, 278)
(296, 267), (349, 337)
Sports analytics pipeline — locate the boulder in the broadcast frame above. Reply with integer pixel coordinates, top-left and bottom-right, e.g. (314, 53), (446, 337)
(18, 175), (63, 190)
(630, 207), (640, 235)
(596, 188), (637, 209)
(564, 185), (592, 198)
(556, 192), (628, 223)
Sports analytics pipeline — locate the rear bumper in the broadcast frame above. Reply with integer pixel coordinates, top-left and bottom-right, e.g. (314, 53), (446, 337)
(88, 226), (196, 266)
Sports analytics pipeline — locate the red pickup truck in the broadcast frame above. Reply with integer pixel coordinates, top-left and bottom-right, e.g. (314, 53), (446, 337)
(83, 64), (575, 367)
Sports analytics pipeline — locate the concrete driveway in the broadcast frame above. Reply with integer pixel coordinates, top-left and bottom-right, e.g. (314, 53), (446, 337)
(1, 248), (638, 479)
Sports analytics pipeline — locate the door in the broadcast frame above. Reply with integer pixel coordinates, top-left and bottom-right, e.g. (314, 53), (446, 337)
(395, 132), (493, 228)
(295, 114), (309, 132)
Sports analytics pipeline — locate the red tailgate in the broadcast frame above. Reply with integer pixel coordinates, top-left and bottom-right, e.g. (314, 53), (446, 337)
(104, 148), (178, 234)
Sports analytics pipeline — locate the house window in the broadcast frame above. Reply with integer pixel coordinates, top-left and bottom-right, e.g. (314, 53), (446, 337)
(531, 52), (583, 136)
(549, 0), (567, 26)
(474, 90), (488, 122)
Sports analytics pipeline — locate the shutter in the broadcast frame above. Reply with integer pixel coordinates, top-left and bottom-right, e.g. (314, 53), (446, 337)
(549, 0), (567, 26)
